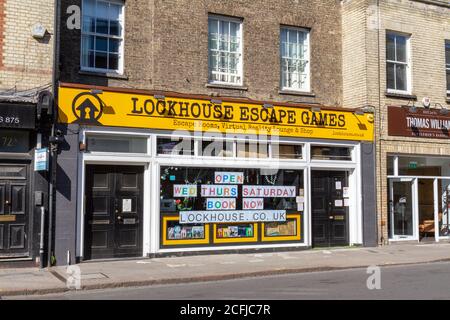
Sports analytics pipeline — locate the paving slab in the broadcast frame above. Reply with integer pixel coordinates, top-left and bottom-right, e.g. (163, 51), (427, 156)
(2, 243), (450, 296)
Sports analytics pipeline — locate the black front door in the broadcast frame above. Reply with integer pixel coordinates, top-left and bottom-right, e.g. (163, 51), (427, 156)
(84, 165), (144, 260)
(0, 164), (29, 257)
(311, 171), (349, 247)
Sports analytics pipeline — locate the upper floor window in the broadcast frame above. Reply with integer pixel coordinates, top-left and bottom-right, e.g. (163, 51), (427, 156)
(386, 32), (411, 94)
(446, 41), (450, 95)
(81, 0), (124, 74)
(208, 15), (243, 85)
(280, 27), (310, 92)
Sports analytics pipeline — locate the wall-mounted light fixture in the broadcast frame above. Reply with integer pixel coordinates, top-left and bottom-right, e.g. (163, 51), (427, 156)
(211, 99), (222, 105)
(360, 105), (376, 113)
(437, 103), (449, 115)
(404, 99), (417, 113)
(263, 103), (273, 109)
(90, 89), (103, 95)
(311, 106), (321, 113)
(154, 94), (166, 101)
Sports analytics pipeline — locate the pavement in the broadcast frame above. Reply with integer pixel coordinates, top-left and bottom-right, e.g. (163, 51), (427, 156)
(2, 242), (450, 297)
(13, 261), (450, 300)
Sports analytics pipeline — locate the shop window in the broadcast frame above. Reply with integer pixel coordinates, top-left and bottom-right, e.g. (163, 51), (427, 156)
(86, 135), (147, 153)
(208, 15), (243, 85)
(386, 31), (411, 93)
(159, 166), (304, 248)
(397, 156), (450, 176)
(439, 179), (450, 237)
(200, 139), (233, 157)
(81, 0), (124, 74)
(310, 146), (352, 161)
(157, 137), (194, 156)
(387, 156), (395, 176)
(236, 141), (268, 159)
(272, 143), (303, 160)
(280, 27), (310, 92)
(0, 130), (29, 153)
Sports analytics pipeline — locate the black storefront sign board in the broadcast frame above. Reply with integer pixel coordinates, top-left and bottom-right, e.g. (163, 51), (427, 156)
(0, 103), (36, 129)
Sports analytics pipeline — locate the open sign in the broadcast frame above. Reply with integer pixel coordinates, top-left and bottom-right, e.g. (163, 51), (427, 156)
(214, 172), (244, 184)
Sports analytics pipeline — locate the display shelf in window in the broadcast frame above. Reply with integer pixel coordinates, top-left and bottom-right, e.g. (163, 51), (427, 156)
(162, 216), (210, 246)
(261, 214), (301, 242)
(213, 223), (258, 244)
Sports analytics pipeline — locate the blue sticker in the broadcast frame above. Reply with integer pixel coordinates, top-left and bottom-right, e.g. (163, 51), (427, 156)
(169, 175), (176, 181)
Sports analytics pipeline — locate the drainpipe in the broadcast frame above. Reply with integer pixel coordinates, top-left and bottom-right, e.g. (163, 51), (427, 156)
(39, 206), (45, 268)
(376, 0), (384, 245)
(47, 0), (60, 268)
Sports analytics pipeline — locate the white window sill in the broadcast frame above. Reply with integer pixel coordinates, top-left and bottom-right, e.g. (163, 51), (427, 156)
(79, 69), (128, 80)
(385, 90), (417, 100)
(206, 83), (248, 91)
(279, 89), (315, 97)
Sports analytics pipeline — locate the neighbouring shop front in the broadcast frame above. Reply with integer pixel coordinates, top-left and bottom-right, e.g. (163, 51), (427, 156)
(0, 102), (44, 261)
(55, 83), (376, 263)
(387, 106), (450, 242)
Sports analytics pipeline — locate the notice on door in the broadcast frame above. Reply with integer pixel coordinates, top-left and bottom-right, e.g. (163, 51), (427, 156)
(122, 199), (132, 212)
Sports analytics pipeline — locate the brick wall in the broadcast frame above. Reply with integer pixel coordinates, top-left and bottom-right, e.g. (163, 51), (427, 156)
(59, 0), (343, 107)
(0, 0), (54, 92)
(343, 0), (450, 244)
(0, 0), (5, 69)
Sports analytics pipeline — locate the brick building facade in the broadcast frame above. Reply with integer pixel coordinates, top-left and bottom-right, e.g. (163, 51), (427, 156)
(0, 0), (54, 90)
(342, 0), (450, 244)
(54, 0), (376, 265)
(0, 0), (55, 265)
(59, 0), (343, 106)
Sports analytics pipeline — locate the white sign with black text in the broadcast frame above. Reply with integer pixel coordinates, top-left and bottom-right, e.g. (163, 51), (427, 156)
(179, 210), (286, 224)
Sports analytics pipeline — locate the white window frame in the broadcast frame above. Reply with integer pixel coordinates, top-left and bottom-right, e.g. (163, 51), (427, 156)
(208, 14), (243, 86)
(386, 31), (412, 95)
(80, 0), (125, 74)
(280, 26), (311, 92)
(446, 40), (450, 96)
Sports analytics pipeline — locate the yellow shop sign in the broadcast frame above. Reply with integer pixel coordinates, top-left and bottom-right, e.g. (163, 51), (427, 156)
(58, 85), (374, 141)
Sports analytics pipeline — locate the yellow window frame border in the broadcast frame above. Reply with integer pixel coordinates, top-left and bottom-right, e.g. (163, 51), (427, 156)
(213, 222), (259, 244)
(162, 216), (210, 246)
(261, 214), (302, 242)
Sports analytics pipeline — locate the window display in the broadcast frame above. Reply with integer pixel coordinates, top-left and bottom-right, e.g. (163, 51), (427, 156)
(162, 216), (210, 245)
(265, 220), (296, 237)
(262, 214), (301, 242)
(167, 221), (205, 240)
(160, 166), (304, 247)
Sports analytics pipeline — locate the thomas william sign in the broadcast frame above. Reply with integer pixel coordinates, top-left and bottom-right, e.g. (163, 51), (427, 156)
(388, 105), (450, 139)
